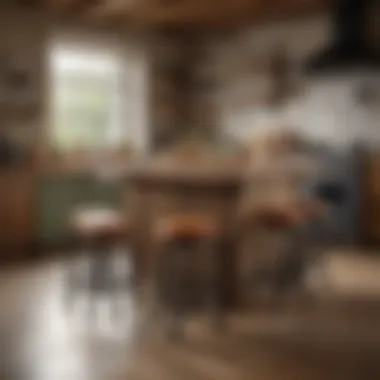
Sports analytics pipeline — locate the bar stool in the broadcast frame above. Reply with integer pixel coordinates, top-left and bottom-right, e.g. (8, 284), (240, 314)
(67, 206), (131, 303)
(154, 213), (221, 339)
(246, 200), (328, 299)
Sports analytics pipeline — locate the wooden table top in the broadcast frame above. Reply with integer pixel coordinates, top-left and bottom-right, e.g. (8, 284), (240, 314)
(92, 154), (319, 190)
(126, 162), (244, 187)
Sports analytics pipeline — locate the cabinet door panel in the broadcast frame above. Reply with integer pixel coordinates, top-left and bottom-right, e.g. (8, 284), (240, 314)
(364, 154), (380, 244)
(37, 175), (122, 246)
(0, 172), (34, 260)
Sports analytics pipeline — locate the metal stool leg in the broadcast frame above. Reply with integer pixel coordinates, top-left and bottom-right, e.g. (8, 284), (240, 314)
(202, 236), (225, 330)
(65, 259), (78, 308)
(85, 236), (119, 311)
(157, 237), (195, 340)
(156, 233), (224, 339)
(65, 237), (89, 308)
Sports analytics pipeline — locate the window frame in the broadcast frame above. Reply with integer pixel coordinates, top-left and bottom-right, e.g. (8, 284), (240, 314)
(45, 32), (127, 159)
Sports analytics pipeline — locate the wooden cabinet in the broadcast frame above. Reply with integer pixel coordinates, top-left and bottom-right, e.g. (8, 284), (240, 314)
(36, 174), (122, 247)
(363, 153), (380, 245)
(0, 170), (35, 261)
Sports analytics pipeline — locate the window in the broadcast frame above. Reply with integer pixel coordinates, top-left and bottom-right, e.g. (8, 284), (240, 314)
(49, 43), (125, 154)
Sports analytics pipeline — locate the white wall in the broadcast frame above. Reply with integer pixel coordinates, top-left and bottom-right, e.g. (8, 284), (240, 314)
(211, 15), (380, 149)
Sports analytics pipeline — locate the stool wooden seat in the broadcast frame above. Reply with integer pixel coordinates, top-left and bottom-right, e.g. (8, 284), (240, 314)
(156, 213), (219, 240)
(254, 200), (328, 230)
(71, 207), (127, 239)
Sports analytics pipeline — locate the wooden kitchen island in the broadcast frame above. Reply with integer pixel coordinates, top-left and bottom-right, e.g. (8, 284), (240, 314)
(124, 143), (319, 309)
(126, 160), (245, 308)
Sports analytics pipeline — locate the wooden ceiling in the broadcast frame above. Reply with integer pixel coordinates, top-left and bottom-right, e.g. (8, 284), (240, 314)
(41, 0), (329, 27)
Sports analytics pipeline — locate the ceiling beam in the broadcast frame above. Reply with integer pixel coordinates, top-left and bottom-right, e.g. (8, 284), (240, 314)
(128, 0), (262, 24)
(86, 0), (135, 19)
(45, 0), (329, 27)
(43, 0), (81, 10)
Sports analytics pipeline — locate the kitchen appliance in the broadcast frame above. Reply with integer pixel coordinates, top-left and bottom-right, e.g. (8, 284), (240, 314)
(304, 0), (380, 74)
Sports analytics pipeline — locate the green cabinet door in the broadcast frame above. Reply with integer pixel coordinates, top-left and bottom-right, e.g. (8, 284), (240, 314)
(37, 174), (122, 245)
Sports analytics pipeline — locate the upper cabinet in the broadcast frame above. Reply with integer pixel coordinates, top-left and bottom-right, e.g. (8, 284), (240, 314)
(0, 10), (45, 117)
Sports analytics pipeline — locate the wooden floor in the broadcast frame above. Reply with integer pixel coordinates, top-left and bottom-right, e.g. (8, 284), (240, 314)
(1, 252), (380, 380)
